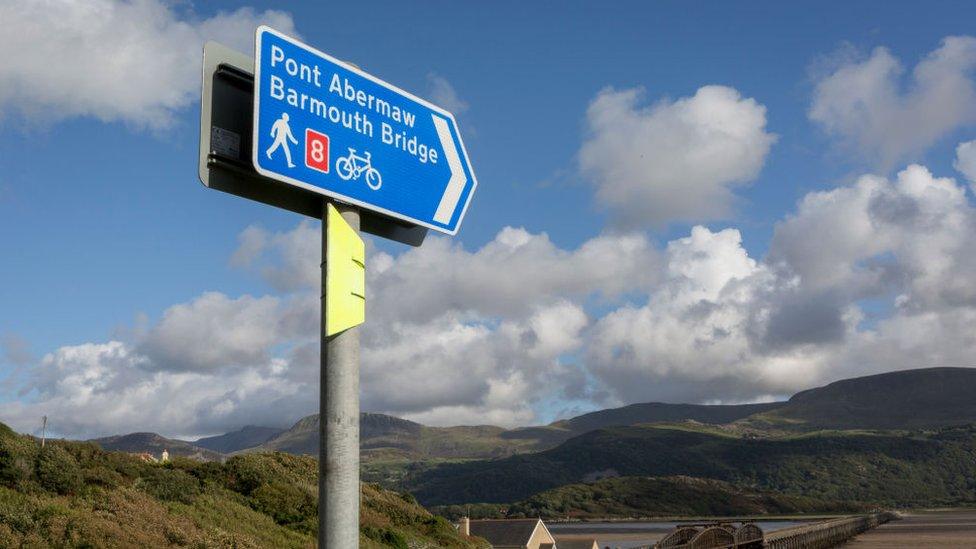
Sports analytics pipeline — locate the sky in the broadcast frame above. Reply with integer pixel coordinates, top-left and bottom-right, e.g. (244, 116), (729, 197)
(2, 0), (976, 439)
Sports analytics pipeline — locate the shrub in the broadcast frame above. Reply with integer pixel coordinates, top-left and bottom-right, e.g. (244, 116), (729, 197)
(137, 467), (201, 504)
(249, 481), (315, 528)
(398, 491), (418, 505)
(224, 455), (273, 495)
(0, 486), (37, 533)
(0, 426), (37, 489)
(35, 445), (82, 495)
(0, 445), (33, 488)
(82, 466), (124, 489)
(362, 525), (409, 549)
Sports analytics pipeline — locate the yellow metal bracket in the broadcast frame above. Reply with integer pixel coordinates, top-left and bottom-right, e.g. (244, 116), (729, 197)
(326, 204), (365, 336)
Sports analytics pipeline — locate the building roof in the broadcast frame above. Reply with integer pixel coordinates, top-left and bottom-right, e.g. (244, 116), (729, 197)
(554, 540), (599, 549)
(468, 518), (543, 546)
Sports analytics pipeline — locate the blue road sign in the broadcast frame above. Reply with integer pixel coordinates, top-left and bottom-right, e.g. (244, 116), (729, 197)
(253, 27), (477, 235)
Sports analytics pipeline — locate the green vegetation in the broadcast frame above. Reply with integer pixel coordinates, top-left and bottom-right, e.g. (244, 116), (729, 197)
(0, 421), (486, 548)
(434, 476), (868, 520)
(360, 483), (488, 549)
(258, 413), (562, 462)
(92, 432), (224, 461)
(264, 368), (976, 467)
(741, 367), (976, 431)
(402, 423), (976, 508)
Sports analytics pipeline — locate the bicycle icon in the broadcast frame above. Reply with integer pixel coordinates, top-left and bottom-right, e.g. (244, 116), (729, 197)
(335, 148), (382, 190)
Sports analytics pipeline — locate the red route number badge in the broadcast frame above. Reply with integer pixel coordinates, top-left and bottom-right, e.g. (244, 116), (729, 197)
(305, 129), (330, 173)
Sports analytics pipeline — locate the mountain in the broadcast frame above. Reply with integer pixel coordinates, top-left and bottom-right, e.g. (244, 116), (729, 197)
(746, 367), (976, 430)
(402, 422), (976, 507)
(90, 432), (223, 462)
(194, 425), (285, 453)
(555, 401), (784, 433)
(256, 412), (557, 460)
(0, 422), (487, 548)
(259, 413), (322, 455)
(258, 402), (785, 462)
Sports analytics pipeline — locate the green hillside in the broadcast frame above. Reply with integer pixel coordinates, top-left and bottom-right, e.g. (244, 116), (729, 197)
(259, 402), (783, 463)
(91, 432), (225, 462)
(434, 475), (868, 520)
(556, 402), (783, 433)
(255, 368), (976, 466)
(402, 423), (976, 508)
(0, 422), (486, 548)
(745, 367), (976, 430)
(195, 426), (285, 454)
(257, 413), (558, 461)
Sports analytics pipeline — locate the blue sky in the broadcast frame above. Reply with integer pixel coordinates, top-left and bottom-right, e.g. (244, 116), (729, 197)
(2, 1), (976, 438)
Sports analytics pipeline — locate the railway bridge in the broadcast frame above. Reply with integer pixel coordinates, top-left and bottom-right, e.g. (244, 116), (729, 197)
(637, 512), (897, 549)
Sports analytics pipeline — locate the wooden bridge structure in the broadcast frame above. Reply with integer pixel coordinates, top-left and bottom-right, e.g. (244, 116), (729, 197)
(764, 512), (897, 549)
(642, 512), (897, 549)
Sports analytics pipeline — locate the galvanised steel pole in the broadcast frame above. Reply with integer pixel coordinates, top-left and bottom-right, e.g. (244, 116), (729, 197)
(320, 202), (361, 548)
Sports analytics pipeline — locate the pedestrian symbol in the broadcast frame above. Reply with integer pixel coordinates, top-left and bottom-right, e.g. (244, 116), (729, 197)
(265, 112), (298, 167)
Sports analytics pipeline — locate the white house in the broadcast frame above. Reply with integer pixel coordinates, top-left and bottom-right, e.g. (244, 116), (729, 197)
(459, 518), (557, 549)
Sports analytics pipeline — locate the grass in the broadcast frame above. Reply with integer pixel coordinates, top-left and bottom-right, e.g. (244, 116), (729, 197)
(0, 421), (487, 548)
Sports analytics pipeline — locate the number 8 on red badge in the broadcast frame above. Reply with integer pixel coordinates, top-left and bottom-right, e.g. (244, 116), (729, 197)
(305, 129), (330, 174)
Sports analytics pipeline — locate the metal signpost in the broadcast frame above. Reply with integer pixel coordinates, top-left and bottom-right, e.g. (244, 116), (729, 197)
(199, 26), (477, 548)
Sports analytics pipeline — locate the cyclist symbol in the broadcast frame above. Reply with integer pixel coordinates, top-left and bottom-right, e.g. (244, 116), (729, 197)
(335, 148), (382, 190)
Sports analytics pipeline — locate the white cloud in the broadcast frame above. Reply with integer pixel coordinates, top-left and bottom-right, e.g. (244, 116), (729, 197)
(770, 164), (976, 311)
(139, 292), (285, 371)
(7, 158), (976, 435)
(0, 0), (296, 129)
(367, 227), (659, 323)
(810, 36), (976, 168)
(225, 223), (653, 427)
(427, 73), (469, 115)
(3, 340), (310, 438)
(237, 224), (661, 321)
(955, 139), (976, 191)
(579, 85), (775, 228)
(361, 302), (587, 427)
(586, 162), (976, 406)
(4, 224), (652, 435)
(586, 226), (815, 404)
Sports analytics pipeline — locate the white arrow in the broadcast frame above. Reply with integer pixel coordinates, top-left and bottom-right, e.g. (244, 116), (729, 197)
(432, 115), (467, 225)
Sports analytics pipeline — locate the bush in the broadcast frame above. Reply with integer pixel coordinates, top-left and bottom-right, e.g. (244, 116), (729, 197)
(362, 526), (409, 549)
(398, 491), (418, 505)
(0, 425), (37, 489)
(0, 486), (37, 533)
(35, 445), (82, 495)
(137, 467), (201, 504)
(0, 445), (32, 488)
(82, 466), (124, 489)
(224, 455), (273, 495)
(249, 481), (316, 528)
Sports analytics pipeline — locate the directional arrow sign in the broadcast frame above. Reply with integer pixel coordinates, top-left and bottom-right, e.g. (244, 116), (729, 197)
(253, 26), (477, 235)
